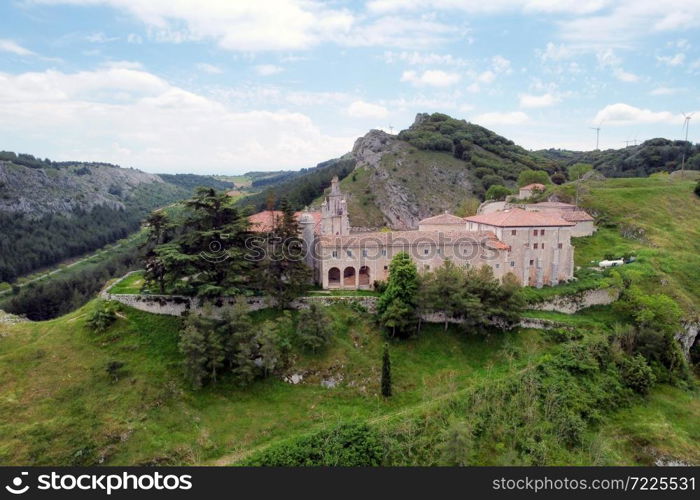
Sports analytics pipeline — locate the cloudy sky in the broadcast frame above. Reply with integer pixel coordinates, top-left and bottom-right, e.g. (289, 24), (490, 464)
(1, 0), (699, 173)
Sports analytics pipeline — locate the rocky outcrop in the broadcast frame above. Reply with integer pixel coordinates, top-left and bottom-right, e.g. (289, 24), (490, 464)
(676, 321), (699, 358)
(531, 288), (619, 313)
(0, 161), (163, 217)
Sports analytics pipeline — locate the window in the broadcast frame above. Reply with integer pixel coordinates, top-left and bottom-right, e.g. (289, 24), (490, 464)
(533, 229), (538, 236)
(558, 243), (563, 249)
(332, 250), (338, 258)
(541, 243), (544, 249)
(383, 265), (388, 270)
(529, 259), (534, 266)
(510, 261), (515, 267)
(495, 263), (500, 269)
(423, 248), (429, 255)
(437, 248), (441, 255)
(534, 243), (538, 249)
(362, 249), (368, 257)
(511, 230), (517, 236)
(346, 250), (352, 257)
(381, 249), (387, 256)
(540, 229), (545, 236)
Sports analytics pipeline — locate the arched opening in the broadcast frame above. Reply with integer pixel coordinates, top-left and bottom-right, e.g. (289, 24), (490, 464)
(358, 266), (370, 286)
(328, 267), (340, 287)
(343, 266), (356, 287)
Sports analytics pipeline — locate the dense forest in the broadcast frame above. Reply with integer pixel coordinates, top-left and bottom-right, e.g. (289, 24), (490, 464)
(538, 138), (700, 177)
(158, 173), (234, 191)
(0, 181), (189, 283)
(237, 156), (356, 212)
(0, 237), (143, 320)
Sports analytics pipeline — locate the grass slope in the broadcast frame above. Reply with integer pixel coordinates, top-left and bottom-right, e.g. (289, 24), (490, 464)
(0, 302), (546, 465)
(573, 175), (700, 311)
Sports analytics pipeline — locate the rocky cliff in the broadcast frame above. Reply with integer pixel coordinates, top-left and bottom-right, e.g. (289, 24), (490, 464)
(0, 161), (165, 217)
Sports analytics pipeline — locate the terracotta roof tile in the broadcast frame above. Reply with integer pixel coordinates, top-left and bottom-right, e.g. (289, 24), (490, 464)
(561, 210), (594, 222)
(464, 208), (575, 227)
(249, 210), (322, 233)
(418, 212), (466, 225)
(319, 229), (509, 251)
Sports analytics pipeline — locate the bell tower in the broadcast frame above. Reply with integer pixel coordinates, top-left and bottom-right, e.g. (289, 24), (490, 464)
(321, 176), (350, 236)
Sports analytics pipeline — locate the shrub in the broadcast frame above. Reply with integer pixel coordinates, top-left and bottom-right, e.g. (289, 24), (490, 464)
(694, 180), (700, 197)
(240, 423), (383, 466)
(617, 354), (655, 395)
(87, 301), (118, 333)
(485, 184), (512, 201)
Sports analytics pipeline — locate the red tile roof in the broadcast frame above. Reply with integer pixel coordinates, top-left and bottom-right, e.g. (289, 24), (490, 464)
(527, 201), (576, 210)
(418, 212), (467, 225)
(319, 230), (509, 251)
(464, 208), (575, 227)
(249, 210), (322, 233)
(561, 210), (594, 222)
(520, 183), (546, 191)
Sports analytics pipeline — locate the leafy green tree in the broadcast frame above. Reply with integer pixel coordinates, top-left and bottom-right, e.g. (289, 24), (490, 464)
(568, 163), (593, 181)
(694, 179), (700, 197)
(454, 197), (481, 217)
(143, 210), (171, 293)
(381, 343), (392, 397)
(517, 169), (551, 187)
(551, 172), (566, 185)
(440, 420), (475, 466)
(258, 198), (312, 308)
(485, 184), (512, 201)
(296, 303), (333, 353)
(377, 252), (418, 338)
(419, 260), (467, 330)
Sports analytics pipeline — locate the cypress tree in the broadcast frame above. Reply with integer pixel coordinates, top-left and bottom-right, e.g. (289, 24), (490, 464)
(381, 343), (392, 398)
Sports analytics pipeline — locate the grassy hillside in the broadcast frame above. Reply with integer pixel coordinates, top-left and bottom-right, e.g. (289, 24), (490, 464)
(0, 302), (546, 465)
(570, 175), (700, 312)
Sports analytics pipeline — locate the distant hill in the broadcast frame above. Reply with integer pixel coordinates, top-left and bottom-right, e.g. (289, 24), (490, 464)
(537, 138), (700, 177)
(240, 113), (699, 229)
(0, 154), (228, 282)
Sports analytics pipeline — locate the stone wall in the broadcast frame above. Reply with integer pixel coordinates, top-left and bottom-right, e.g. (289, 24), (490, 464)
(530, 288), (619, 314)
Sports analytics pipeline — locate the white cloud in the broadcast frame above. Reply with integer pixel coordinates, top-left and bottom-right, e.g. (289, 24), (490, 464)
(656, 53), (686, 66)
(0, 67), (354, 172)
(477, 70), (496, 84)
(383, 51), (469, 66)
(367, 0), (606, 15)
(34, 0), (457, 51)
(538, 42), (574, 62)
(254, 64), (283, 76)
(0, 39), (35, 56)
(127, 33), (143, 44)
(491, 55), (511, 74)
(649, 86), (682, 95)
(401, 69), (461, 87)
(593, 103), (686, 125)
(197, 63), (223, 74)
(85, 32), (119, 43)
(472, 111), (529, 126)
(346, 100), (389, 119)
(519, 93), (559, 108)
(613, 68), (639, 82)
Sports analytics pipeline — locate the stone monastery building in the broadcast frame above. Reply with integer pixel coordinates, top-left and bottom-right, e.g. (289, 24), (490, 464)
(250, 177), (593, 290)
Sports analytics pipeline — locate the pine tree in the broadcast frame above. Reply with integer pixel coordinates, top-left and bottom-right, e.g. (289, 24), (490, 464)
(296, 303), (333, 352)
(259, 198), (311, 308)
(179, 319), (209, 388)
(381, 343), (392, 398)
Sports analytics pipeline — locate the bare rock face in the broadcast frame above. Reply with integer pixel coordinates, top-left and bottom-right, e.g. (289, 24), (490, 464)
(676, 321), (699, 359)
(0, 161), (163, 217)
(352, 129), (399, 168)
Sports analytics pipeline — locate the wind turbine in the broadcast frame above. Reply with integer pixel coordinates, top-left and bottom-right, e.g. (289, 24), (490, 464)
(680, 112), (693, 174)
(590, 123), (602, 150)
